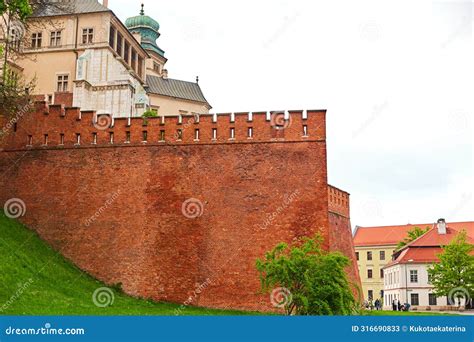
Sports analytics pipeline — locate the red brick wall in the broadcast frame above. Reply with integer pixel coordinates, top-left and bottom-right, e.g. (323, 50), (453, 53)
(1, 106), (338, 311)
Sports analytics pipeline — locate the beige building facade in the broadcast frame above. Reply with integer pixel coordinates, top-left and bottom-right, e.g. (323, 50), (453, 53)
(3, 0), (211, 117)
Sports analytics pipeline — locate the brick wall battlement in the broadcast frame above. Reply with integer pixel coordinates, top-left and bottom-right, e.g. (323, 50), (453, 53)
(1, 102), (326, 150)
(328, 185), (350, 218)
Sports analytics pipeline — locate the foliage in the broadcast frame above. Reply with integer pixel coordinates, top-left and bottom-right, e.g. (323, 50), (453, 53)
(142, 110), (158, 118)
(396, 226), (430, 250)
(0, 212), (256, 315)
(427, 230), (474, 306)
(256, 235), (357, 315)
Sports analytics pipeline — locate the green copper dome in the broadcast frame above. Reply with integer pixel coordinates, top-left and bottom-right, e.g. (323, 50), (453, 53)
(125, 4), (165, 57)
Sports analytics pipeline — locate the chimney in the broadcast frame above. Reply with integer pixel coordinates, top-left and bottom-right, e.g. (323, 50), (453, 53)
(162, 69), (168, 79)
(437, 218), (447, 235)
(103, 0), (109, 8)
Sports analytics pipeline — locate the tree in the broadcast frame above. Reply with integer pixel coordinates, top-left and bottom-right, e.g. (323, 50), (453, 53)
(256, 235), (357, 315)
(427, 230), (474, 307)
(396, 226), (430, 250)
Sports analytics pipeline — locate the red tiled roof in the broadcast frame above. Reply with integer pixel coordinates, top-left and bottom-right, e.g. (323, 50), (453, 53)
(383, 222), (474, 268)
(353, 221), (474, 247)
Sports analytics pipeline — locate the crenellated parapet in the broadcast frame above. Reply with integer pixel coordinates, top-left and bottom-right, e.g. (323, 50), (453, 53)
(1, 101), (327, 150)
(328, 185), (350, 218)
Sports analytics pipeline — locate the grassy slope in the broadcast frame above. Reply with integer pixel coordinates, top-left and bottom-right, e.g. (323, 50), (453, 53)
(0, 213), (252, 315)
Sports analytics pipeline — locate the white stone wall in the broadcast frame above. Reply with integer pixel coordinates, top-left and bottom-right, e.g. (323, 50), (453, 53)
(73, 48), (148, 118)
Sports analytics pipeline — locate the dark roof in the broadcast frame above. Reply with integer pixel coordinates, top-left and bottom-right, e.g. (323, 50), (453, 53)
(146, 75), (210, 106)
(32, 0), (110, 17)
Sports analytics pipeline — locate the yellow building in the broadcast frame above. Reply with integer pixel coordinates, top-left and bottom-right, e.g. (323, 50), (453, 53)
(353, 224), (418, 303)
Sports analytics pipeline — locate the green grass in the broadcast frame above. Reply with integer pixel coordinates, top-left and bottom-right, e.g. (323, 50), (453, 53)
(360, 310), (457, 316)
(0, 213), (255, 315)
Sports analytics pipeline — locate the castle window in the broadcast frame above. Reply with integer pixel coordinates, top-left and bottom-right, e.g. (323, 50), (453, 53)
(138, 56), (144, 78)
(59, 133), (64, 145)
(410, 270), (418, 283)
(248, 127), (253, 138)
(131, 49), (137, 72)
(50, 30), (62, 47)
(194, 129), (200, 141)
(27, 135), (32, 146)
(160, 130), (165, 141)
(367, 251), (372, 261)
(212, 128), (217, 140)
(125, 131), (130, 143)
(428, 294), (437, 306)
(92, 133), (97, 144)
(82, 28), (94, 44)
(380, 251), (385, 260)
(75, 133), (81, 145)
(367, 269), (373, 279)
(56, 74), (69, 92)
(116, 32), (123, 56)
(109, 25), (116, 48)
(230, 127), (235, 139)
(109, 132), (114, 144)
(176, 129), (182, 140)
(153, 62), (161, 74)
(303, 125), (308, 136)
(356, 252), (359, 261)
(410, 293), (419, 306)
(124, 41), (130, 64)
(43, 134), (48, 145)
(31, 32), (42, 48)
(142, 131), (148, 142)
(380, 269), (384, 278)
(47, 95), (53, 104)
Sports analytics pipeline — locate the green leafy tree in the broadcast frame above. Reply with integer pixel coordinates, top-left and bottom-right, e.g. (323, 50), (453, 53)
(256, 235), (357, 315)
(427, 230), (474, 307)
(396, 226), (430, 250)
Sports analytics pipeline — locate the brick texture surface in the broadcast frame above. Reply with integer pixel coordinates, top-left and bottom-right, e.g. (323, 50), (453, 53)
(0, 105), (360, 311)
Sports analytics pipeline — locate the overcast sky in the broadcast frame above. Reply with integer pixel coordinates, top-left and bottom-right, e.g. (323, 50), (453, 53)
(111, 0), (473, 228)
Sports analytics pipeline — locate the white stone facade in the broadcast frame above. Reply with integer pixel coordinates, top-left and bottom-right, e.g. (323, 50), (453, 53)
(72, 48), (148, 118)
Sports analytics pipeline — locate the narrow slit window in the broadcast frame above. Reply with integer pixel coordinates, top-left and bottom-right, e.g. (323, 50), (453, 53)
(212, 128), (217, 140)
(160, 130), (165, 141)
(43, 134), (48, 145)
(27, 135), (32, 145)
(303, 125), (308, 136)
(248, 127), (253, 138)
(177, 129), (182, 140)
(92, 132), (97, 144)
(109, 132), (114, 144)
(125, 131), (130, 143)
(75, 133), (81, 145)
(194, 129), (200, 141)
(60, 133), (64, 145)
(230, 113), (235, 123)
(142, 131), (148, 142)
(230, 127), (235, 139)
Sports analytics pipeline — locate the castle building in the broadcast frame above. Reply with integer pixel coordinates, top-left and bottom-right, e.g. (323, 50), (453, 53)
(383, 220), (473, 310)
(12, 0), (211, 117)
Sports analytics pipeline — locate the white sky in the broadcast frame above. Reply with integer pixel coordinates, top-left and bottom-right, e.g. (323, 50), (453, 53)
(110, 0), (473, 228)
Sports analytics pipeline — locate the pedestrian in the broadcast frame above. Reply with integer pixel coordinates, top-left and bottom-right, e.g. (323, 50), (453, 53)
(397, 300), (402, 311)
(392, 300), (397, 311)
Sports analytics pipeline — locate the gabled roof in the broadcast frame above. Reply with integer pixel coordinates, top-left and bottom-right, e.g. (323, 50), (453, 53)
(353, 221), (473, 247)
(147, 75), (210, 107)
(32, 0), (110, 17)
(383, 222), (474, 268)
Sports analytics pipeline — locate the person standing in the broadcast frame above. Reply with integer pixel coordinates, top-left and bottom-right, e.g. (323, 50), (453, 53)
(392, 300), (397, 311)
(397, 300), (402, 311)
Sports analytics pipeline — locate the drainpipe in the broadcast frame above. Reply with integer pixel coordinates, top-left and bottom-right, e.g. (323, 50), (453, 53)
(73, 15), (79, 79)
